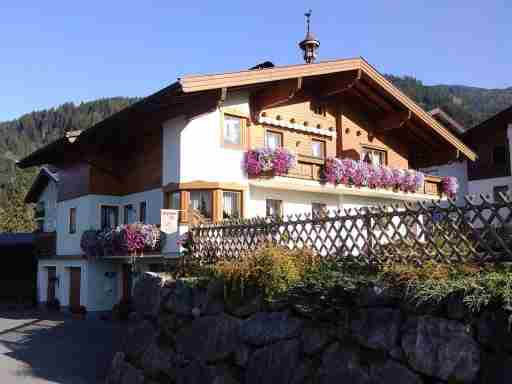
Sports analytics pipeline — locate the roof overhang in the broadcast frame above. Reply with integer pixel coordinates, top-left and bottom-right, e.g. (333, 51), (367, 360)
(17, 57), (477, 169)
(24, 167), (59, 203)
(180, 57), (476, 161)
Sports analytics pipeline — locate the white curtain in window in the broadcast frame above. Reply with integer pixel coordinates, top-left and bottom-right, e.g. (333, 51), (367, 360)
(266, 132), (281, 150)
(190, 191), (212, 218)
(223, 191), (240, 219)
(224, 116), (241, 145)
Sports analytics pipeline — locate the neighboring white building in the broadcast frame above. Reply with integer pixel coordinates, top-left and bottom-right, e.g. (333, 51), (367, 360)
(19, 53), (477, 313)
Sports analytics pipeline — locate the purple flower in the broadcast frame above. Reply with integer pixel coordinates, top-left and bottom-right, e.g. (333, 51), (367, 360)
(243, 147), (296, 177)
(442, 176), (458, 198)
(322, 156), (428, 193)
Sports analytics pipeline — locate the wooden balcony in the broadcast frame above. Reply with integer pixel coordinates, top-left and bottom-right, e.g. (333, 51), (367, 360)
(284, 155), (444, 197)
(33, 232), (56, 258)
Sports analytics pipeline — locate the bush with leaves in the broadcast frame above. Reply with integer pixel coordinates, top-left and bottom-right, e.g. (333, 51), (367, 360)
(212, 245), (321, 304)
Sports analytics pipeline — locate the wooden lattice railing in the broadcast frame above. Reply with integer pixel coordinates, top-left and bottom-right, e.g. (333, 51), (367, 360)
(190, 193), (512, 265)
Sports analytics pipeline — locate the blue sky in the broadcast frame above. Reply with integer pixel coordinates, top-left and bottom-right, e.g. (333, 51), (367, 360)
(0, 1), (510, 121)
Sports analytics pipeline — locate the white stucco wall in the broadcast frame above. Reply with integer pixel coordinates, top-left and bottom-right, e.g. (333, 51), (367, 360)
(37, 259), (122, 312)
(468, 177), (512, 201)
(162, 91), (251, 186)
(37, 180), (58, 232)
(163, 115), (186, 185)
(421, 161), (468, 205)
(86, 261), (122, 312)
(37, 259), (88, 308)
(248, 186), (341, 217)
(56, 189), (163, 256)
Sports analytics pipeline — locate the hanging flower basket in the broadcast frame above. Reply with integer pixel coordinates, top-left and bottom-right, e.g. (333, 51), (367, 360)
(80, 223), (164, 258)
(243, 147), (297, 178)
(322, 157), (425, 193)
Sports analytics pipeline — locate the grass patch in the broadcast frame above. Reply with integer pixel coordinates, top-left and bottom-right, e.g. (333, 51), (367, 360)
(180, 245), (512, 314)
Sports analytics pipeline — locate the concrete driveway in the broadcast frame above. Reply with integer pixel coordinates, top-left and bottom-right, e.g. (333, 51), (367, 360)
(0, 311), (125, 383)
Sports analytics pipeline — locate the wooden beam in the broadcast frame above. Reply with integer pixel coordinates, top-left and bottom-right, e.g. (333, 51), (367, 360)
(317, 69), (361, 98)
(253, 78), (303, 112)
(353, 80), (394, 112)
(376, 110), (412, 132)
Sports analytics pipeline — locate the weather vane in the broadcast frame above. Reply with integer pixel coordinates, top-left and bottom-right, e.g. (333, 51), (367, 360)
(299, 9), (320, 63)
(305, 9), (312, 34)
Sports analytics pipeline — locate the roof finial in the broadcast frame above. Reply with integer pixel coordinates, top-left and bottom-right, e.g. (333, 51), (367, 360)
(299, 9), (320, 64)
(305, 9), (312, 34)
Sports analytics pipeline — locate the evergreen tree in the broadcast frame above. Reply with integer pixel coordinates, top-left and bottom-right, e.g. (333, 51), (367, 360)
(0, 168), (37, 232)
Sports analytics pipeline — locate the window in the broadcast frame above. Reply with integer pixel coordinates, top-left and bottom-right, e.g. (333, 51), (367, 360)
(266, 130), (283, 150)
(69, 208), (77, 234)
(266, 199), (283, 217)
(311, 139), (326, 158)
(312, 202), (327, 216)
(223, 115), (242, 146)
(190, 190), (212, 219)
(35, 201), (45, 219)
(139, 202), (147, 223)
(223, 191), (242, 219)
(493, 146), (507, 166)
(123, 204), (134, 224)
(361, 147), (387, 167)
(493, 185), (509, 202)
(169, 192), (180, 210)
(101, 205), (119, 229)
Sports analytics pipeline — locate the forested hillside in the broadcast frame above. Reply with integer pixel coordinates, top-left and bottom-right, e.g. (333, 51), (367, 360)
(386, 75), (512, 129)
(0, 97), (138, 231)
(0, 76), (511, 231)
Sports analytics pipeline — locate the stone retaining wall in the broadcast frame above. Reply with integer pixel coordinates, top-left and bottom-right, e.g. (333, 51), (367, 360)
(106, 273), (512, 384)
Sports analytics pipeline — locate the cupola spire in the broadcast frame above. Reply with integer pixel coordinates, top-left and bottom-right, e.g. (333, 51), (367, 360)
(298, 9), (320, 63)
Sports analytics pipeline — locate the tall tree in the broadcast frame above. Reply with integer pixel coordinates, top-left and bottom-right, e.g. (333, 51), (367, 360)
(0, 168), (37, 232)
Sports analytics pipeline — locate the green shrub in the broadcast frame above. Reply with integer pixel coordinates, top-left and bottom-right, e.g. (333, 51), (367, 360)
(213, 245), (321, 303)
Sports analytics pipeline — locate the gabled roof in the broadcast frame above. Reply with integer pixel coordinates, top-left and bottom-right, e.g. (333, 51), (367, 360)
(180, 57), (475, 160)
(24, 166), (58, 203)
(464, 105), (512, 139)
(429, 108), (466, 135)
(17, 57), (477, 168)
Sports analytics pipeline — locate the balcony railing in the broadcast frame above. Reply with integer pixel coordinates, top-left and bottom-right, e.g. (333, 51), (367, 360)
(244, 149), (450, 198)
(286, 156), (444, 197)
(80, 224), (164, 259)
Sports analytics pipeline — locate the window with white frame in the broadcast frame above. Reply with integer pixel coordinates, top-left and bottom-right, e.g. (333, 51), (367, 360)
(169, 192), (180, 210)
(123, 204), (134, 224)
(223, 115), (242, 146)
(101, 205), (119, 229)
(266, 199), (283, 217)
(265, 130), (283, 150)
(223, 191), (241, 219)
(190, 190), (212, 219)
(361, 147), (387, 167)
(69, 207), (77, 234)
(139, 202), (147, 223)
(312, 202), (327, 216)
(311, 139), (326, 158)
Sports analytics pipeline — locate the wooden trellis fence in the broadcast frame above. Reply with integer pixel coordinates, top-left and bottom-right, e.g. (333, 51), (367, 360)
(189, 193), (512, 265)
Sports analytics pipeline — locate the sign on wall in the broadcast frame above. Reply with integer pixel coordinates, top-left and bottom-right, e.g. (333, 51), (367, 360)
(161, 209), (179, 256)
(161, 209), (179, 234)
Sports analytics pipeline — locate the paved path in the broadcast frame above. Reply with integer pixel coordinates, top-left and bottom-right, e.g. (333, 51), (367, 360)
(0, 311), (125, 383)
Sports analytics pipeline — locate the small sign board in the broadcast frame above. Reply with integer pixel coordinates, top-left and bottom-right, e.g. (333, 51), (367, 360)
(161, 209), (179, 234)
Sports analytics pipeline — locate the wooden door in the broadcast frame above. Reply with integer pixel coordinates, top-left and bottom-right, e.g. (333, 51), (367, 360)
(47, 267), (56, 302)
(69, 267), (81, 310)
